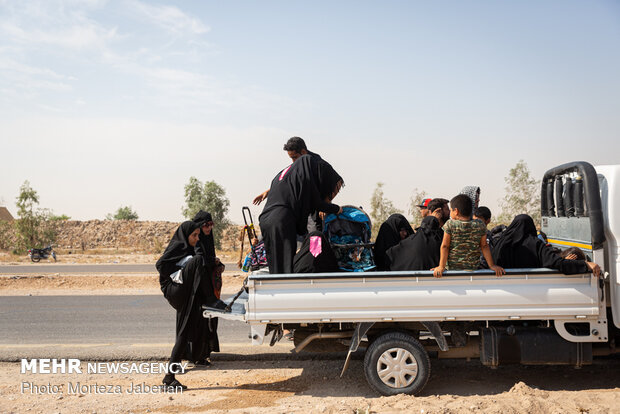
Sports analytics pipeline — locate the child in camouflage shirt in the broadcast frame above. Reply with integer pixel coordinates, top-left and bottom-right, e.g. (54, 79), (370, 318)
(432, 194), (504, 278)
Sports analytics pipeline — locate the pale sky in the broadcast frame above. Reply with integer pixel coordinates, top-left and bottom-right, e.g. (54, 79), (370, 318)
(1, 1), (619, 224)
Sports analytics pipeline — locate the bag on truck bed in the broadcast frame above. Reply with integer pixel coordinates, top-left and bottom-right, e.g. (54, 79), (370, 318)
(323, 206), (376, 272)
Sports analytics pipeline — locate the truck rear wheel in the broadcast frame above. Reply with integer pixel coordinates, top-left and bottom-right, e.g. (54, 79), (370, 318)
(364, 331), (430, 396)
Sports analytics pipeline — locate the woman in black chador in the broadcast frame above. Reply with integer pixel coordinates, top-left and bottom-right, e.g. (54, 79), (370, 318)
(189, 211), (224, 366)
(491, 214), (601, 276)
(156, 221), (224, 389)
(387, 216), (444, 271)
(259, 154), (342, 274)
(373, 213), (414, 271)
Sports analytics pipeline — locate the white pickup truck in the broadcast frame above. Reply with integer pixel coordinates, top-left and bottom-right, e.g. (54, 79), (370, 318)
(204, 161), (619, 396)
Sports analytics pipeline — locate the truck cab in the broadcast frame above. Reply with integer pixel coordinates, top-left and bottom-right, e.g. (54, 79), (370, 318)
(595, 165), (620, 328)
(541, 162), (620, 328)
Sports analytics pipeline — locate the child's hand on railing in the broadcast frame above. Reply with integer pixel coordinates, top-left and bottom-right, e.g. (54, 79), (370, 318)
(490, 265), (505, 277)
(431, 266), (445, 278)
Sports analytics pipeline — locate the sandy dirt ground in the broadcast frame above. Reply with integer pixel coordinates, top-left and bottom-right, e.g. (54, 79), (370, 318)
(3, 254), (620, 413)
(0, 252), (246, 295)
(2, 358), (620, 414)
(0, 273), (246, 296)
(0, 252), (239, 265)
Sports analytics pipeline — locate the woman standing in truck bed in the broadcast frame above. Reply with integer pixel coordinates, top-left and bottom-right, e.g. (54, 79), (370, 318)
(259, 154), (342, 274)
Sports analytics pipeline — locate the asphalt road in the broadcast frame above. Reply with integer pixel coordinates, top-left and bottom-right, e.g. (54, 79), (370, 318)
(0, 263), (237, 274)
(0, 294), (295, 361)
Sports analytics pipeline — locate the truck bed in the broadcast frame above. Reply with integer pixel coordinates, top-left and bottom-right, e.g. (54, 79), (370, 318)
(243, 269), (600, 323)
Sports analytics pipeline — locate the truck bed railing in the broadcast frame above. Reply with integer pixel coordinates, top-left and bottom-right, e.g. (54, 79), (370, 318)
(541, 161), (605, 249)
(248, 268), (559, 281)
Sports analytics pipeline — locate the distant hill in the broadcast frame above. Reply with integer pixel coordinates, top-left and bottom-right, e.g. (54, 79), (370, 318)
(0, 207), (14, 221)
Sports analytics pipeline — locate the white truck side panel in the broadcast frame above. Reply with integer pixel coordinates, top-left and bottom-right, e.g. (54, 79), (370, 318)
(247, 273), (599, 323)
(596, 165), (620, 328)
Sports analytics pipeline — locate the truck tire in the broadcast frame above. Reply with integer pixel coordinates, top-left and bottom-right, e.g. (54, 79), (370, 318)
(364, 331), (430, 396)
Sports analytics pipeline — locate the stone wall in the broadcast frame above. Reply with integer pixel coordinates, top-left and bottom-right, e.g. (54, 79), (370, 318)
(1, 220), (244, 253)
(51, 220), (180, 252)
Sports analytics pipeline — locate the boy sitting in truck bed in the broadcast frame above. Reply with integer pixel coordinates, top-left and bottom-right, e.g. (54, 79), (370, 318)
(433, 194), (505, 278)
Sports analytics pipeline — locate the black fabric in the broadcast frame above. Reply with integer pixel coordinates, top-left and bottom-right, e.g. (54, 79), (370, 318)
(373, 214), (414, 271)
(190, 210), (221, 361)
(192, 210), (212, 226)
(160, 255), (220, 364)
(293, 231), (339, 273)
(313, 153), (344, 201)
(192, 210), (217, 268)
(306, 151), (342, 234)
(157, 222), (219, 366)
(259, 154), (341, 273)
(387, 216), (443, 271)
(479, 224), (506, 269)
(260, 207), (297, 274)
(492, 214), (589, 274)
(156, 221), (200, 285)
(261, 154), (341, 234)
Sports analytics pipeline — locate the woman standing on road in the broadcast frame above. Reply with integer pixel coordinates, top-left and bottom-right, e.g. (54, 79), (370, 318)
(190, 211), (225, 366)
(156, 221), (225, 389)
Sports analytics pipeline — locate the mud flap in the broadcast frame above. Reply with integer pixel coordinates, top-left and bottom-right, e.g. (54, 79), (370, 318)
(422, 322), (449, 351)
(267, 324), (283, 346)
(340, 322), (374, 377)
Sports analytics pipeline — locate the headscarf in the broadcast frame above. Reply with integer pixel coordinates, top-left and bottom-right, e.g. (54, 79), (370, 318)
(192, 210), (212, 227)
(387, 216), (443, 271)
(490, 214), (539, 268)
(493, 214), (538, 260)
(156, 221), (200, 278)
(460, 186), (481, 214)
(491, 214), (589, 274)
(192, 210), (216, 266)
(373, 214), (414, 271)
(293, 231), (339, 273)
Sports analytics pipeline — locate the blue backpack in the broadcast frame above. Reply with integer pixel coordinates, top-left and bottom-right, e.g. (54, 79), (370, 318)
(323, 206), (376, 272)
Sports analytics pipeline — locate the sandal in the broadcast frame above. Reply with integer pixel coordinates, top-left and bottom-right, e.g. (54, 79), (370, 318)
(194, 359), (211, 366)
(162, 376), (188, 390)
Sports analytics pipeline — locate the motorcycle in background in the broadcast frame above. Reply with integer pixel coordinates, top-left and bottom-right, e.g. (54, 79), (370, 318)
(28, 245), (57, 262)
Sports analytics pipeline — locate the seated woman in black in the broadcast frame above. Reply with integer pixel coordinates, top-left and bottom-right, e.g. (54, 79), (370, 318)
(491, 214), (601, 276)
(259, 154), (342, 274)
(293, 231), (339, 273)
(387, 216), (443, 271)
(156, 221), (225, 389)
(373, 213), (414, 271)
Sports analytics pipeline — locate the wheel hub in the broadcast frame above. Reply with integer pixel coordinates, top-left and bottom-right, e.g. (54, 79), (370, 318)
(376, 347), (418, 389)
